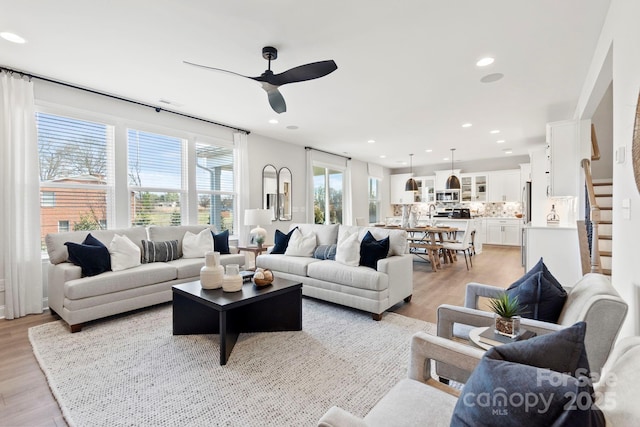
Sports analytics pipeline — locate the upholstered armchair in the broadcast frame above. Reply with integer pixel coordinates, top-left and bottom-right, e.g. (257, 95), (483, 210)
(436, 273), (628, 383)
(318, 333), (484, 427)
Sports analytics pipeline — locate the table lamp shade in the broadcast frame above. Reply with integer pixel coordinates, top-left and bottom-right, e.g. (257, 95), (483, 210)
(244, 209), (273, 242)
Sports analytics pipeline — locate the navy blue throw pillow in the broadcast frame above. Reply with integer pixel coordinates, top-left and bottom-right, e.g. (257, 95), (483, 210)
(211, 229), (230, 255)
(271, 227), (297, 254)
(506, 271), (567, 323)
(313, 244), (337, 260)
(451, 322), (605, 427)
(65, 233), (111, 277)
(359, 231), (389, 270)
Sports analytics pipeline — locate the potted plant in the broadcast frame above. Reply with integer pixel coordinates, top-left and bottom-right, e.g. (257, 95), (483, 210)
(255, 235), (265, 249)
(488, 293), (522, 338)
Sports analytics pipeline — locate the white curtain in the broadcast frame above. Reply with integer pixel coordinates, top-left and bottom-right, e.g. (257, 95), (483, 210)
(0, 72), (43, 319)
(234, 132), (250, 246)
(305, 148), (314, 223)
(343, 159), (353, 225)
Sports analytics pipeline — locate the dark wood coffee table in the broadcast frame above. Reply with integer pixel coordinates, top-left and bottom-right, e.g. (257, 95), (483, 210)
(172, 277), (302, 365)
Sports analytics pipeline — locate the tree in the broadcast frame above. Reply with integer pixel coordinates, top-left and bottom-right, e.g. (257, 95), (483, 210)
(73, 213), (101, 231)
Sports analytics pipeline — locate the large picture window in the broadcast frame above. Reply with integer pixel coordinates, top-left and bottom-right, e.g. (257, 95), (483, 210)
(37, 112), (113, 248)
(128, 129), (185, 226)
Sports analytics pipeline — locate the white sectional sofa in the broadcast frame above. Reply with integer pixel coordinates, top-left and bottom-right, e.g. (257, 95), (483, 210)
(45, 225), (245, 332)
(256, 223), (413, 320)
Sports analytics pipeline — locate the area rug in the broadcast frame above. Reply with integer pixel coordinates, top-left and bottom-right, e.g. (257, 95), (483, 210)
(29, 299), (436, 427)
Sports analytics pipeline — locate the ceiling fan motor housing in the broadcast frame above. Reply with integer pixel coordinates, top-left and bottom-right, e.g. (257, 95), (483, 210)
(262, 46), (278, 61)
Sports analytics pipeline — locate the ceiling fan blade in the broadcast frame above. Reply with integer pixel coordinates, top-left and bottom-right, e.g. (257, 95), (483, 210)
(183, 61), (251, 80)
(262, 85), (287, 114)
(264, 60), (338, 86)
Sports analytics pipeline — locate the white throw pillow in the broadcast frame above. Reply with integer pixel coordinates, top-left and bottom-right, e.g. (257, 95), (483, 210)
(109, 234), (141, 272)
(285, 228), (317, 257)
(335, 230), (360, 267)
(182, 229), (213, 258)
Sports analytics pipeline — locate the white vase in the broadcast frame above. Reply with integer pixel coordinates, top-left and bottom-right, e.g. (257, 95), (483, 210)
(200, 251), (224, 289)
(222, 263), (243, 292)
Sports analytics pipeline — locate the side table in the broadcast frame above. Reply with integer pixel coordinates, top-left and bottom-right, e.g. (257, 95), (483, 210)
(237, 246), (269, 270)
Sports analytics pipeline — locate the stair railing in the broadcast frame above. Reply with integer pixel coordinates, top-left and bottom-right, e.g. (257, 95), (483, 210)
(581, 158), (602, 273)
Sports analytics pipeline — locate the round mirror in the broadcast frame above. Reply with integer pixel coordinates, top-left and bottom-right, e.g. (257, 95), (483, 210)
(262, 164), (278, 220)
(278, 167), (292, 221)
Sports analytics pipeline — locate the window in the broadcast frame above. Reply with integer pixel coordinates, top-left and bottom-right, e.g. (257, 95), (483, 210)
(41, 191), (55, 207)
(313, 166), (343, 224)
(196, 143), (235, 234)
(37, 112), (113, 248)
(368, 178), (381, 223)
(128, 129), (185, 226)
(58, 220), (70, 232)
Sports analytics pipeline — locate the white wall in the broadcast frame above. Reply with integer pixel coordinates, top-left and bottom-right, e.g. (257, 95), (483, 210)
(577, 0), (640, 337)
(591, 83), (614, 179)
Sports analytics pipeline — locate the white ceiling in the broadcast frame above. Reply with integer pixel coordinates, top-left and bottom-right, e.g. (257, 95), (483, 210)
(0, 0), (610, 169)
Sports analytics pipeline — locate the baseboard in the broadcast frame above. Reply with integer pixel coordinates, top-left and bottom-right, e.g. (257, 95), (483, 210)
(0, 297), (49, 320)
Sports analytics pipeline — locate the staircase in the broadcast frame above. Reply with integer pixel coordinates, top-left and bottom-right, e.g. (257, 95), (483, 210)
(592, 178), (612, 275)
(579, 124), (612, 276)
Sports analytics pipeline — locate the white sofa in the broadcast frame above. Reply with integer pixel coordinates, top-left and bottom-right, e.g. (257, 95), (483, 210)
(45, 225), (245, 332)
(256, 223), (413, 320)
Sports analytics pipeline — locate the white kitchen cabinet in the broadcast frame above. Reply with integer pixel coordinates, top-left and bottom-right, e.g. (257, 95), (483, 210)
(487, 170), (520, 202)
(415, 176), (435, 203)
(545, 120), (589, 198)
(434, 169), (461, 191)
(461, 173), (488, 202)
(484, 218), (521, 246)
(389, 174), (416, 204)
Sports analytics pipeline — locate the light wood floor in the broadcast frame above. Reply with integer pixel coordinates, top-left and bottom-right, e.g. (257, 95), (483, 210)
(0, 245), (523, 426)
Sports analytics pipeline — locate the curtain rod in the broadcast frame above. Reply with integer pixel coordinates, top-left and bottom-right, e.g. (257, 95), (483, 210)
(305, 146), (351, 160)
(0, 65), (250, 135)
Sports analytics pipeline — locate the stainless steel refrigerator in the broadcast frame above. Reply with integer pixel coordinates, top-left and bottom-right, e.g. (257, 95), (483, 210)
(521, 181), (532, 267)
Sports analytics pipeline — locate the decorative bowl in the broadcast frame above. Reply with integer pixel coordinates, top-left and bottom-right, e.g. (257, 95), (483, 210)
(252, 269), (274, 287)
(253, 278), (273, 287)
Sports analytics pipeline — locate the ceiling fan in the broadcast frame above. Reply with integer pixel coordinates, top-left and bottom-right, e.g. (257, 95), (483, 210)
(184, 46), (338, 114)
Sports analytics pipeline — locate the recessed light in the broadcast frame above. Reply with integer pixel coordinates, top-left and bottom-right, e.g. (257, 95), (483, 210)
(0, 32), (26, 44)
(480, 73), (504, 83)
(504, 150), (513, 154)
(425, 149), (433, 153)
(490, 129), (500, 134)
(367, 139), (375, 144)
(286, 125), (298, 130)
(462, 123), (472, 128)
(379, 155), (386, 159)
(476, 57), (494, 67)
(268, 119), (279, 124)
(443, 157), (449, 161)
(496, 139), (505, 143)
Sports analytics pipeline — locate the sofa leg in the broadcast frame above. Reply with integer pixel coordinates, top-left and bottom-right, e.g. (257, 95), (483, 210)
(70, 323), (83, 333)
(48, 308), (60, 318)
(372, 313), (383, 321)
(404, 295), (413, 303)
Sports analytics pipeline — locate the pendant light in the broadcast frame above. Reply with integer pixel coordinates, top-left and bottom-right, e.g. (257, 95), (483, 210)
(405, 154), (419, 192)
(445, 148), (461, 189)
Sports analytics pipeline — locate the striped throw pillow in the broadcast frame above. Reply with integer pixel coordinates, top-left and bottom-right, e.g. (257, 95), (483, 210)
(141, 240), (180, 263)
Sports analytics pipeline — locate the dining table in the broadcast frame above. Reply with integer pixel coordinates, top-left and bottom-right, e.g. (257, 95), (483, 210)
(385, 225), (459, 271)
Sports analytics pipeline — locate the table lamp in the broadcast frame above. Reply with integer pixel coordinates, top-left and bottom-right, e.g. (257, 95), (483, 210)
(244, 208), (273, 245)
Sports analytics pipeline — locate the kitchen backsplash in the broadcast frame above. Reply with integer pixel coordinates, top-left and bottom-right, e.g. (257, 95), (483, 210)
(391, 201), (523, 218)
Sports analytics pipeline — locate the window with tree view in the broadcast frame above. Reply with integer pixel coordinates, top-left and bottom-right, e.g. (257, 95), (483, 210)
(128, 129), (185, 227)
(313, 166), (343, 224)
(37, 112), (113, 249)
(196, 143), (235, 234)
